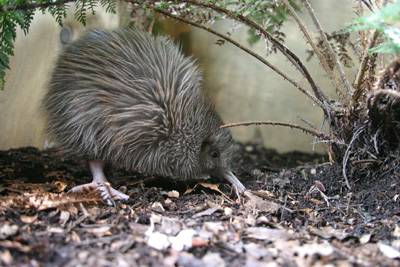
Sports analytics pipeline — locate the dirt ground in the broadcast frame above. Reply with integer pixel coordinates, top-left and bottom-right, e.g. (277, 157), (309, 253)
(0, 144), (399, 267)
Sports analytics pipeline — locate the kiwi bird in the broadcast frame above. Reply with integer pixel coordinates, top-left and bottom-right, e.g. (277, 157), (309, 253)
(44, 29), (245, 205)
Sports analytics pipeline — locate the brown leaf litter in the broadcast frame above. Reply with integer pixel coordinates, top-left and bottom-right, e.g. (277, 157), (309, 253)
(0, 145), (399, 266)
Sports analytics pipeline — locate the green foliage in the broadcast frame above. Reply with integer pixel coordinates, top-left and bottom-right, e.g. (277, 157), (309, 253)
(100, 0), (116, 14)
(153, 0), (296, 48)
(236, 0), (296, 46)
(0, 0), (117, 89)
(0, 9), (34, 89)
(351, 0), (400, 55)
(47, 4), (67, 25)
(213, 0), (297, 46)
(74, 0), (88, 25)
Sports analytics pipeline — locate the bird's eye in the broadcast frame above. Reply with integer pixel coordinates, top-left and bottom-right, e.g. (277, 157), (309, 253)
(211, 151), (219, 158)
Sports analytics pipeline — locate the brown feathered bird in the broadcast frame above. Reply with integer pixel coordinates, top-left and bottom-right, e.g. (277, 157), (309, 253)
(44, 29), (245, 205)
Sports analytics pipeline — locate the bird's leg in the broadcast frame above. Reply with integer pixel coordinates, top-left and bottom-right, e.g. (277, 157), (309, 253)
(68, 160), (129, 206)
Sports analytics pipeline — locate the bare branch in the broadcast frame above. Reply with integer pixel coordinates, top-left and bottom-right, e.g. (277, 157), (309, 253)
(152, 8), (323, 108)
(342, 125), (366, 190)
(220, 120), (332, 140)
(283, 0), (346, 101)
(352, 30), (379, 103)
(170, 0), (330, 114)
(302, 0), (353, 96)
(283, 0), (333, 81)
(2, 0), (331, 115)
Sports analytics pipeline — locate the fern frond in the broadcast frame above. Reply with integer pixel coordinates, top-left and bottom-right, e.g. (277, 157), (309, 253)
(74, 0), (88, 26)
(99, 0), (116, 14)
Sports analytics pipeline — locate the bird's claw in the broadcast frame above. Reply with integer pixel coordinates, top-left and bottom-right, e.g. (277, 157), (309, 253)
(68, 182), (129, 206)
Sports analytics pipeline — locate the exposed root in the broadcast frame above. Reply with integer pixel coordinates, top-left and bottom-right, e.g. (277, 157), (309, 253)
(342, 126), (366, 189)
(330, 58), (400, 188)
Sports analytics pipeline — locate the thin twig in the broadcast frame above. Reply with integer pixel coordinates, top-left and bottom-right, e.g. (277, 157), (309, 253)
(153, 8), (323, 108)
(2, 0), (330, 115)
(297, 116), (318, 130)
(373, 128), (381, 154)
(342, 125), (366, 190)
(220, 120), (332, 140)
(283, 0), (335, 83)
(353, 30), (380, 103)
(352, 159), (380, 165)
(170, 0), (330, 114)
(302, 0), (353, 96)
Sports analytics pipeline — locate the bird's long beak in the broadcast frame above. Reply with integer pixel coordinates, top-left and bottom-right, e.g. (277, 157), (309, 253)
(223, 171), (246, 193)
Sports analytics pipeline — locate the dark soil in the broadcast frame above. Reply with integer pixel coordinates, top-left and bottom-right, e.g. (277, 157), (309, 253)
(0, 144), (399, 267)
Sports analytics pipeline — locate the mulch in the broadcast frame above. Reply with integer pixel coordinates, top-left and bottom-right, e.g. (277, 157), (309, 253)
(0, 144), (399, 266)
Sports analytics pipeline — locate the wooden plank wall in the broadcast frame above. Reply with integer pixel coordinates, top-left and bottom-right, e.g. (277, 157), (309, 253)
(0, 7), (119, 150)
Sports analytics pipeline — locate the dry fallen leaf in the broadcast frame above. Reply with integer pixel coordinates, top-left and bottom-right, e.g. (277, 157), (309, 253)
(360, 233), (372, 244)
(244, 242), (270, 259)
(393, 225), (400, 238)
(1, 190), (103, 212)
(224, 207), (233, 216)
(151, 202), (165, 213)
(0, 240), (31, 253)
(191, 237), (209, 248)
(244, 191), (280, 213)
(378, 242), (400, 259)
(309, 226), (349, 240)
(147, 232), (170, 250)
(20, 214), (38, 224)
(294, 243), (334, 258)
(245, 227), (291, 241)
(0, 250), (12, 265)
(251, 190), (275, 199)
(202, 252), (225, 267)
(85, 226), (112, 237)
(184, 183), (232, 202)
(193, 207), (221, 218)
(203, 222), (225, 235)
(198, 183), (222, 192)
(183, 187), (195, 195)
(146, 226), (198, 252)
(170, 229), (196, 251)
(69, 231), (81, 243)
(0, 224), (18, 240)
(48, 227), (64, 234)
(159, 217), (183, 235)
(59, 210), (70, 226)
(50, 179), (68, 193)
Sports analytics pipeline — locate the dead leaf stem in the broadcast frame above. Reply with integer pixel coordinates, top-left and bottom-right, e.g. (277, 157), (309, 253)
(302, 0), (353, 96)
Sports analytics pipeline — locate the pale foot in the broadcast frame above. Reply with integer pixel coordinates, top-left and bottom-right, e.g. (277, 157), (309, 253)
(69, 182), (129, 206)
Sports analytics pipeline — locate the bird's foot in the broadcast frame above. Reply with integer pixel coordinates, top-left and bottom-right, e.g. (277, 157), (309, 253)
(68, 182), (129, 206)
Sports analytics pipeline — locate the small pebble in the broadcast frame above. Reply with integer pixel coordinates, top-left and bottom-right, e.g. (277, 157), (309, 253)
(151, 202), (165, 213)
(224, 207), (233, 216)
(167, 190), (180, 198)
(245, 145), (254, 152)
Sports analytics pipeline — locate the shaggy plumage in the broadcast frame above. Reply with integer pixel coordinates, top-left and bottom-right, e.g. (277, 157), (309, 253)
(44, 29), (244, 193)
